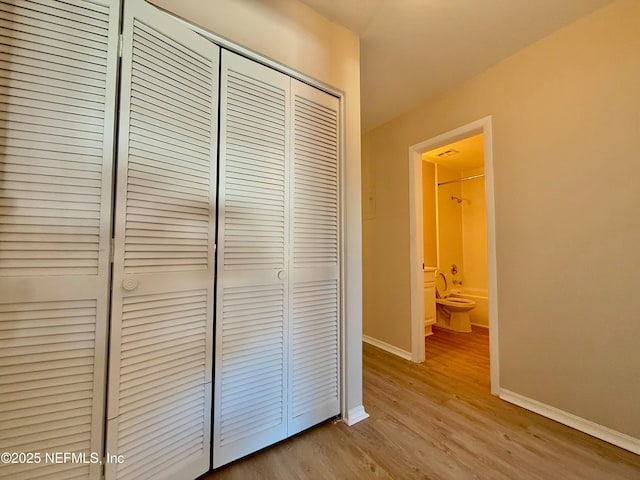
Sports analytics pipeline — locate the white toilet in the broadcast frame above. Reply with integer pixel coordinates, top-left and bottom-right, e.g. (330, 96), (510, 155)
(435, 271), (475, 333)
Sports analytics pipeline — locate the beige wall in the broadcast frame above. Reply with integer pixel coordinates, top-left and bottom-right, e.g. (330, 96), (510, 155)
(149, 0), (364, 415)
(362, 0), (640, 438)
(461, 168), (488, 292)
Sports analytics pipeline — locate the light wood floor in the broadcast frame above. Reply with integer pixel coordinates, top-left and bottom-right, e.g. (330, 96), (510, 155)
(205, 326), (640, 479)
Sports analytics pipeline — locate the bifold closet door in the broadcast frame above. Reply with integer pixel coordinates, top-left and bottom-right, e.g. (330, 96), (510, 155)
(0, 1), (119, 479)
(213, 50), (290, 468)
(288, 79), (340, 435)
(105, 1), (218, 479)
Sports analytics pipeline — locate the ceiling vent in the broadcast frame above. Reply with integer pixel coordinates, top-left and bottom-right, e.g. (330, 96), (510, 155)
(437, 148), (459, 158)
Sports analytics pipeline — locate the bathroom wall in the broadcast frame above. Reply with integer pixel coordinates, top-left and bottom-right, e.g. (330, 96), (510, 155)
(422, 162), (437, 267)
(437, 164), (487, 295)
(461, 167), (488, 293)
(362, 0), (640, 439)
(436, 165), (463, 285)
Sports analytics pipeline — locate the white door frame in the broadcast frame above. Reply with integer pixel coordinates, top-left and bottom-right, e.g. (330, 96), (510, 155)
(408, 116), (500, 395)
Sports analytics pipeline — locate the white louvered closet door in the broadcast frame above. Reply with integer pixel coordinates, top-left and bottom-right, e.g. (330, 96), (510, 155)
(213, 50), (290, 468)
(0, 1), (119, 479)
(105, 1), (218, 479)
(288, 79), (341, 435)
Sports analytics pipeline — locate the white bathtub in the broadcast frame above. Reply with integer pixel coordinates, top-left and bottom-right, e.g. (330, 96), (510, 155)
(450, 288), (489, 328)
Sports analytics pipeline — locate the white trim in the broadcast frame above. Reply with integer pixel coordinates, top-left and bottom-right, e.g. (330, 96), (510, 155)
(409, 147), (425, 363)
(408, 117), (500, 395)
(343, 405), (370, 426)
(363, 335), (412, 361)
(470, 322), (489, 330)
(483, 120), (500, 396)
(500, 389), (640, 455)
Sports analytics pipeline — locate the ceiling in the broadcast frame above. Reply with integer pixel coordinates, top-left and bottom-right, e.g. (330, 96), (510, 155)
(422, 133), (484, 172)
(299, 0), (614, 132)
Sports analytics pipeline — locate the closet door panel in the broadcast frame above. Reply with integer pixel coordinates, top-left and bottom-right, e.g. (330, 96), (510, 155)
(0, 1), (119, 479)
(213, 50), (290, 468)
(288, 79), (341, 435)
(106, 1), (218, 479)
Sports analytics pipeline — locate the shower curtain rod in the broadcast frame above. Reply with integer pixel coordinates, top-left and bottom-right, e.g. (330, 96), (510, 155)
(437, 173), (485, 186)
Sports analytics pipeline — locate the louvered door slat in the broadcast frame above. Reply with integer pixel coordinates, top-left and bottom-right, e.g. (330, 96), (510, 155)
(0, 2), (118, 479)
(0, 74), (105, 102)
(0, 6), (107, 42)
(288, 80), (341, 436)
(213, 50), (290, 468)
(130, 52), (208, 95)
(0, 44), (106, 75)
(0, 26), (107, 60)
(0, 18), (106, 50)
(105, 1), (217, 479)
(27, 0), (108, 19)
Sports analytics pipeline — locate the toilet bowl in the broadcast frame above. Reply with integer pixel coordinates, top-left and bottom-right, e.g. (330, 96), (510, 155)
(435, 271), (475, 333)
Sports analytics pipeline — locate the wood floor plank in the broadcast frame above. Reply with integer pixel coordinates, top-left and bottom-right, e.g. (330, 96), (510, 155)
(205, 326), (640, 479)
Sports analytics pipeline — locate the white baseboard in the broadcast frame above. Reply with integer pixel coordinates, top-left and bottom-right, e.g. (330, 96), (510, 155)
(362, 335), (412, 361)
(500, 388), (640, 455)
(470, 322), (489, 329)
(343, 405), (369, 426)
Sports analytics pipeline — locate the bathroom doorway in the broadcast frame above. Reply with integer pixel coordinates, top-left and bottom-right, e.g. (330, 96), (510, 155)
(408, 117), (500, 395)
(426, 134), (488, 332)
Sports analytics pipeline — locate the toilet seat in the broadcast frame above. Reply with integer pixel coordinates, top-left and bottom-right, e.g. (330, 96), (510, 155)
(436, 297), (475, 307)
(435, 270), (448, 298)
(435, 270), (474, 305)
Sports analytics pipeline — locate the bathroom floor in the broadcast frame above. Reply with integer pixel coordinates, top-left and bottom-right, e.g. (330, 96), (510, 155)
(426, 324), (491, 390)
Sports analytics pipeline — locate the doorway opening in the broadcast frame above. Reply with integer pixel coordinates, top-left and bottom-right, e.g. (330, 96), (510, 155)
(408, 117), (500, 395)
